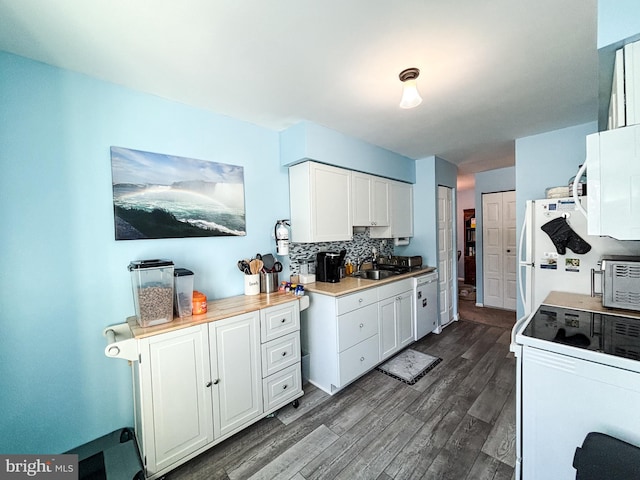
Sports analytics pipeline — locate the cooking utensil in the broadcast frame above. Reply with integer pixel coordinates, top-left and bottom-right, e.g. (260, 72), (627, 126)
(249, 259), (263, 274)
(262, 253), (275, 272)
(237, 260), (250, 274)
(272, 261), (283, 272)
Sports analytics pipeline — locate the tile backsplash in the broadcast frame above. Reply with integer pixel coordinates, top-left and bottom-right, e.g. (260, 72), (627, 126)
(288, 229), (394, 274)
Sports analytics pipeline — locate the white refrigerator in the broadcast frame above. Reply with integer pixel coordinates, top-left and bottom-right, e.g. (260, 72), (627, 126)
(518, 196), (640, 316)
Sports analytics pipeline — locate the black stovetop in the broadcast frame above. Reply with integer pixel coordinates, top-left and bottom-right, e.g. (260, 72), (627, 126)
(522, 305), (640, 361)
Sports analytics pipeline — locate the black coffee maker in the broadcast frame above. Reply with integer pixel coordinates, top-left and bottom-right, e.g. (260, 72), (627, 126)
(316, 250), (345, 283)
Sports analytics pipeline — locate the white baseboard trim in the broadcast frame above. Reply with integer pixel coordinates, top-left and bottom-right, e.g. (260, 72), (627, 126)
(475, 302), (484, 307)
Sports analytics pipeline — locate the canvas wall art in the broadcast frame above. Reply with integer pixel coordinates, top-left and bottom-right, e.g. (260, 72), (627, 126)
(111, 147), (246, 240)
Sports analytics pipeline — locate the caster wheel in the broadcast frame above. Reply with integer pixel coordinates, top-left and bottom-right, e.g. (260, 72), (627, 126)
(292, 399), (300, 409)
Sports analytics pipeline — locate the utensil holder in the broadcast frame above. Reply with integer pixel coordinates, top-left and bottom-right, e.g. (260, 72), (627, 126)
(260, 272), (279, 293)
(244, 274), (260, 295)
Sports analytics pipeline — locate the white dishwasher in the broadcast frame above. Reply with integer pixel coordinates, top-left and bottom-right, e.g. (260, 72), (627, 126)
(413, 270), (439, 340)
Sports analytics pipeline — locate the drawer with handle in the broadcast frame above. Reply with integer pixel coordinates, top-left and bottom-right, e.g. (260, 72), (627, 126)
(337, 303), (378, 352)
(262, 363), (302, 412)
(338, 334), (380, 387)
(336, 288), (378, 315)
(261, 331), (301, 377)
(260, 301), (300, 343)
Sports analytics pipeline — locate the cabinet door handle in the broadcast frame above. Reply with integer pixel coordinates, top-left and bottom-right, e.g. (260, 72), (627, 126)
(282, 351), (287, 357)
(281, 318), (286, 323)
(282, 384), (288, 390)
(205, 381), (212, 388)
(358, 298), (363, 303)
(360, 356), (365, 362)
(213, 379), (220, 385)
(359, 323), (364, 328)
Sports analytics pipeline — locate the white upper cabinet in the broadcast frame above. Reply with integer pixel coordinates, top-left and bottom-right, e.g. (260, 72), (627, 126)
(289, 161), (353, 243)
(352, 172), (389, 227)
(607, 39), (640, 129)
(586, 124), (640, 240)
(370, 180), (413, 239)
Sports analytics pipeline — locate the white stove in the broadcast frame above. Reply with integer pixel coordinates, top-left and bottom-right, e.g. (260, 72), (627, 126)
(511, 302), (640, 479)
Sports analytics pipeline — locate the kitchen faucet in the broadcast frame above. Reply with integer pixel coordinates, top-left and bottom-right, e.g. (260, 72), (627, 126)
(356, 257), (372, 272)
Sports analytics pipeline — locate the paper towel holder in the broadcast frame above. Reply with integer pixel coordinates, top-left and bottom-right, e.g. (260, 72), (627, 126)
(103, 323), (137, 361)
(394, 237), (411, 247)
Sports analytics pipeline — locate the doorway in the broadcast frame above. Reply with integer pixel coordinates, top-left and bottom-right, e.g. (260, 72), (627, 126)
(482, 190), (517, 310)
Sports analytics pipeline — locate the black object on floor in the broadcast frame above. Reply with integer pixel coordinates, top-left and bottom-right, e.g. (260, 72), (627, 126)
(66, 428), (143, 480)
(573, 432), (640, 479)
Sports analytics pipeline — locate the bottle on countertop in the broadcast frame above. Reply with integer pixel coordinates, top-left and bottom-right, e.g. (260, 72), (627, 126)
(345, 259), (353, 276)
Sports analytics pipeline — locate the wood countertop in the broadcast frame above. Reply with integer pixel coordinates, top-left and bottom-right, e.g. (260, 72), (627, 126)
(128, 291), (302, 339)
(543, 291), (640, 319)
(303, 266), (437, 297)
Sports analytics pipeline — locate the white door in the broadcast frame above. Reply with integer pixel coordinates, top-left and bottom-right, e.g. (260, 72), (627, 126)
(397, 290), (415, 348)
(209, 311), (262, 438)
(145, 325), (213, 473)
(379, 296), (399, 361)
(503, 193), (518, 310)
(482, 190), (517, 309)
(437, 186), (455, 327)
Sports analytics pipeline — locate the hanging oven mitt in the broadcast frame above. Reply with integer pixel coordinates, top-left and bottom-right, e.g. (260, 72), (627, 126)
(566, 227), (592, 254)
(541, 217), (591, 255)
(540, 217), (570, 254)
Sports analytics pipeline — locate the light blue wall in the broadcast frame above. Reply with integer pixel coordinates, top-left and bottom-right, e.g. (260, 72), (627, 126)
(474, 167), (516, 304)
(597, 0), (640, 47)
(0, 51), (291, 454)
(403, 156), (436, 265)
(279, 121), (416, 183)
(400, 155), (457, 277)
(514, 122), (597, 317)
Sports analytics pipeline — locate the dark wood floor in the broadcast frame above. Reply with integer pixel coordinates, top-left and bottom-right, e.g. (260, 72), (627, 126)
(166, 319), (516, 480)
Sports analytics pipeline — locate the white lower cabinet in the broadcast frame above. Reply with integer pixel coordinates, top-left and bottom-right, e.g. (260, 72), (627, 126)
(379, 288), (414, 361)
(338, 334), (380, 386)
(302, 278), (415, 394)
(259, 302), (303, 414)
(208, 312), (262, 439)
(263, 363), (302, 411)
(134, 300), (302, 479)
(136, 325), (213, 475)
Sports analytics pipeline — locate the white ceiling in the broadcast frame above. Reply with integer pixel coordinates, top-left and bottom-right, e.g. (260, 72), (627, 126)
(0, 0), (599, 175)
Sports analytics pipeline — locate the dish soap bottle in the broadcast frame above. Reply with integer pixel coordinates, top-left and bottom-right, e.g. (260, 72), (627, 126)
(345, 259), (353, 276)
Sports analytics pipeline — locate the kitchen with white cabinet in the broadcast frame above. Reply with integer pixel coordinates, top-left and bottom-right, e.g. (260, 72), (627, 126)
(117, 295), (304, 479)
(4, 2), (640, 480)
(302, 274), (423, 394)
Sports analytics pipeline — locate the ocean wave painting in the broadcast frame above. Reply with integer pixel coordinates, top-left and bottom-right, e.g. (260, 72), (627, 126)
(111, 147), (246, 240)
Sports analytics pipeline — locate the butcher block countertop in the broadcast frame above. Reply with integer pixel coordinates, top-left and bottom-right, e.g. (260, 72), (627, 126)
(128, 291), (302, 339)
(304, 266), (436, 297)
(543, 291), (640, 319)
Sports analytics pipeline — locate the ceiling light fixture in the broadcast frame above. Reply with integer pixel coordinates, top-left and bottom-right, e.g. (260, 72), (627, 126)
(399, 67), (422, 109)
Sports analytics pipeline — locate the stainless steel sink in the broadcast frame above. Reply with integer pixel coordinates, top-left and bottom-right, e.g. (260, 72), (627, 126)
(352, 269), (396, 280)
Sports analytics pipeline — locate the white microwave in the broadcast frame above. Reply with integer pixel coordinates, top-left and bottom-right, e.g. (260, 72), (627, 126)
(602, 255), (640, 312)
